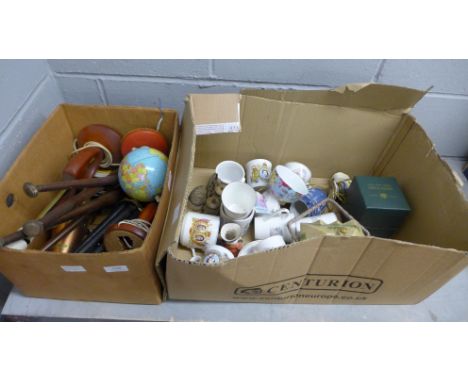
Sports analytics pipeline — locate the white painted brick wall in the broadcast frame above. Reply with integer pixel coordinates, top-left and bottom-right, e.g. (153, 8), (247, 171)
(0, 60), (64, 178)
(379, 59), (468, 95)
(47, 59), (468, 158)
(1, 60), (467, 160)
(48, 59), (211, 78)
(212, 59), (382, 86)
(0, 60), (50, 131)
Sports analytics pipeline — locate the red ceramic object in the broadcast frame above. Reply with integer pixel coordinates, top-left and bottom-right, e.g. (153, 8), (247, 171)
(63, 147), (104, 180)
(121, 128), (169, 157)
(77, 124), (123, 163)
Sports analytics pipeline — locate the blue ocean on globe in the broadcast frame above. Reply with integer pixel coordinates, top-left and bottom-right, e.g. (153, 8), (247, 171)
(118, 146), (168, 202)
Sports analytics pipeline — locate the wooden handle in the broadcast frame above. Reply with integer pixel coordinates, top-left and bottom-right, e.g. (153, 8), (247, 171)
(0, 231), (26, 248)
(22, 187), (102, 237)
(63, 147), (104, 180)
(55, 189), (123, 226)
(0, 189), (121, 248)
(139, 202), (158, 222)
(23, 175), (118, 197)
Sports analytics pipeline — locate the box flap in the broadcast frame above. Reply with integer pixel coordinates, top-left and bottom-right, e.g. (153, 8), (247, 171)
(242, 83), (427, 113)
(193, 91), (405, 177)
(190, 93), (241, 133)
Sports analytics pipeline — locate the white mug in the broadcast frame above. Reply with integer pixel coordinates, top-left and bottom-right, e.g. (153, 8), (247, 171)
(246, 159), (272, 190)
(221, 181), (257, 219)
(220, 204), (254, 235)
(180, 211), (220, 249)
(215, 160), (245, 195)
(284, 161), (312, 183)
(256, 235), (286, 253)
(254, 208), (295, 242)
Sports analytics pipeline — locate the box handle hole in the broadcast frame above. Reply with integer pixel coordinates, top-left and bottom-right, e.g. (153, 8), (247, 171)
(5, 193), (15, 208)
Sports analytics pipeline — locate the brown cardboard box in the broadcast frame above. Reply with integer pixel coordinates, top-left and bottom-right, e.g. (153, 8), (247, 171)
(0, 104), (179, 304)
(157, 84), (468, 305)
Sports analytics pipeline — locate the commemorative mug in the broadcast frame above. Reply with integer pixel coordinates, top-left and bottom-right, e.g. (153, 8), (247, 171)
(246, 159), (272, 190)
(180, 211), (220, 249)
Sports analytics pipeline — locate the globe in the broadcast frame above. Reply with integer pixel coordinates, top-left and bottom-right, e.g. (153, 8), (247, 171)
(118, 146), (168, 202)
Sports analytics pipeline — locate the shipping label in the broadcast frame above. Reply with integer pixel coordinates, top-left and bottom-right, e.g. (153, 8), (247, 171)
(61, 265), (86, 272)
(195, 122), (241, 135)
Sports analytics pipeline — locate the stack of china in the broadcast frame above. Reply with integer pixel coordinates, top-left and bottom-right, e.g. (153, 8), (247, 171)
(220, 182), (256, 234)
(179, 158), (339, 264)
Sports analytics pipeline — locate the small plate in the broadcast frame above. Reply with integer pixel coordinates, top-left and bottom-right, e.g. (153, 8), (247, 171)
(238, 240), (261, 257)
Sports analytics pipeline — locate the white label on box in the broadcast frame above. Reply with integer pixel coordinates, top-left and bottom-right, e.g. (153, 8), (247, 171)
(103, 265), (129, 273)
(195, 122), (240, 135)
(61, 265), (86, 272)
(172, 203), (181, 225)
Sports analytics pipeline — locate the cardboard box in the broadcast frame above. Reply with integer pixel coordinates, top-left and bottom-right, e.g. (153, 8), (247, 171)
(157, 84), (468, 305)
(0, 104), (179, 304)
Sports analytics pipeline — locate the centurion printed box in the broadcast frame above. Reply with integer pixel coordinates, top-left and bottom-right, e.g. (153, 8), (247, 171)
(0, 104), (179, 304)
(156, 83), (468, 305)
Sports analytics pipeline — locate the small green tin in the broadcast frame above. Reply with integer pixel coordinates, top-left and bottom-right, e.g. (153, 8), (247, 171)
(343, 176), (411, 238)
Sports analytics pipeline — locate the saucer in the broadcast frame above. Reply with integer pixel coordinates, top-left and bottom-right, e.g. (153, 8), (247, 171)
(238, 240), (261, 257)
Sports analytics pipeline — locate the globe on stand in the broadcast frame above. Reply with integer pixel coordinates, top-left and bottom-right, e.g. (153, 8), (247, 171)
(118, 146), (168, 202)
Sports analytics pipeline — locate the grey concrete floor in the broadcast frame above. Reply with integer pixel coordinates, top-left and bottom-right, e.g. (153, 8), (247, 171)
(2, 265), (468, 321)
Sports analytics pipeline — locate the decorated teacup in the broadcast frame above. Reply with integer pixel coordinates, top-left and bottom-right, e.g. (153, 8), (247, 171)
(284, 161), (312, 183)
(268, 165), (308, 204)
